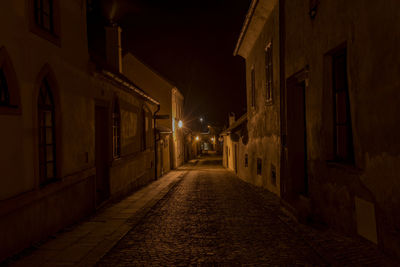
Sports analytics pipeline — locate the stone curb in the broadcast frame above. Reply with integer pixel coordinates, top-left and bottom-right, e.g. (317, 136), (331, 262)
(78, 170), (188, 266)
(5, 169), (189, 267)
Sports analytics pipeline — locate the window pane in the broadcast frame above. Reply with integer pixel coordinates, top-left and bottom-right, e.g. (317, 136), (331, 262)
(335, 91), (347, 124)
(0, 69), (10, 105)
(46, 145), (53, 161)
(46, 162), (54, 179)
(46, 128), (53, 144)
(45, 111), (53, 126)
(336, 125), (348, 159)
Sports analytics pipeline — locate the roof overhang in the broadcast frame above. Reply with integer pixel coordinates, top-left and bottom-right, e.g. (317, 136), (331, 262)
(233, 0), (277, 59)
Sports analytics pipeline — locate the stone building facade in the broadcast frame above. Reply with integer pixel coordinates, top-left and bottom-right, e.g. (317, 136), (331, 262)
(122, 54), (185, 176)
(0, 1), (158, 261)
(234, 0), (281, 196)
(221, 113), (249, 180)
(235, 0), (400, 258)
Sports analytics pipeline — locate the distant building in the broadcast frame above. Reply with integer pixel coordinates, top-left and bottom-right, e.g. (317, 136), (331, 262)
(220, 113), (248, 179)
(0, 1), (158, 261)
(122, 53), (185, 176)
(235, 0), (400, 258)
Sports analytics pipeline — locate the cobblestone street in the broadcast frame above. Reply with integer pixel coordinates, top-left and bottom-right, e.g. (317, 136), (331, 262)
(97, 156), (395, 266)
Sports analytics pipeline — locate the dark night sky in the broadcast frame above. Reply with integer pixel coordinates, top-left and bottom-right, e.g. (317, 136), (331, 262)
(88, 0), (250, 128)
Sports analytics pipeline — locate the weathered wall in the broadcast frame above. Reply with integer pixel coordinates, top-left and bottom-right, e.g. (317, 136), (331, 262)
(285, 0), (400, 257)
(90, 74), (157, 200)
(0, 0), (95, 260)
(244, 2), (281, 196)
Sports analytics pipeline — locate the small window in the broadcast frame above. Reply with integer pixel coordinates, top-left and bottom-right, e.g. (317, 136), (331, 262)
(271, 164), (276, 186)
(244, 154), (248, 167)
(34, 0), (54, 33)
(257, 158), (262, 175)
(265, 42), (273, 102)
(0, 69), (10, 106)
(38, 78), (56, 185)
(141, 108), (146, 151)
(112, 99), (121, 158)
(332, 47), (354, 163)
(251, 67), (255, 107)
(29, 0), (60, 45)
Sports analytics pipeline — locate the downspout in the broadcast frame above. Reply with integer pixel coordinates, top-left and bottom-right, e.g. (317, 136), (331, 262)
(153, 104), (160, 179)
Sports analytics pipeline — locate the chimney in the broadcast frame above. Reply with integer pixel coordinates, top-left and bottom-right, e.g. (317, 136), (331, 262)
(229, 112), (235, 126)
(105, 23), (122, 73)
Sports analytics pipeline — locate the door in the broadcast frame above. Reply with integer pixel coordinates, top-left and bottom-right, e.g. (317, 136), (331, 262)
(95, 105), (110, 206)
(286, 77), (308, 198)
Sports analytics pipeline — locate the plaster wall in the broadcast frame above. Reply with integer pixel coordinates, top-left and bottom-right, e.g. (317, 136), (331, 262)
(284, 0), (400, 257)
(90, 74), (157, 200)
(244, 3), (281, 196)
(0, 0), (95, 260)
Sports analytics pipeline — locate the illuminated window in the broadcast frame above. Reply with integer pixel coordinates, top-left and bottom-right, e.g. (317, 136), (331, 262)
(265, 42), (273, 102)
(38, 78), (56, 185)
(112, 99), (121, 158)
(34, 0), (54, 33)
(332, 47), (354, 163)
(251, 67), (255, 107)
(0, 69), (9, 106)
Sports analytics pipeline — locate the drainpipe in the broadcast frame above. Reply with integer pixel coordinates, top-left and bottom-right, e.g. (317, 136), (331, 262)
(153, 104), (160, 179)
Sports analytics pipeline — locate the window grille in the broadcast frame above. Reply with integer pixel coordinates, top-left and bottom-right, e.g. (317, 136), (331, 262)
(332, 47), (354, 163)
(34, 0), (54, 33)
(265, 42), (273, 102)
(38, 78), (56, 184)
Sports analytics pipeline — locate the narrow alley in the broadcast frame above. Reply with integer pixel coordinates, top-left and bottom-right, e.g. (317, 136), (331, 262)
(6, 156), (393, 266)
(96, 156), (395, 266)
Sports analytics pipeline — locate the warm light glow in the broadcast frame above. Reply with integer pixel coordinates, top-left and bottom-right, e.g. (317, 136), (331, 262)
(178, 120), (183, 128)
(200, 117), (203, 122)
(211, 137), (215, 142)
(195, 136), (199, 141)
(207, 125), (210, 128)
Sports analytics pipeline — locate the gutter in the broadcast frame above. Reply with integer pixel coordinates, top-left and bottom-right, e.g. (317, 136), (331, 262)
(101, 70), (160, 106)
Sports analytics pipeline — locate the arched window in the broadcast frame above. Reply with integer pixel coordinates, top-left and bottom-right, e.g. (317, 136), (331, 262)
(0, 47), (21, 114)
(38, 78), (56, 184)
(112, 98), (121, 158)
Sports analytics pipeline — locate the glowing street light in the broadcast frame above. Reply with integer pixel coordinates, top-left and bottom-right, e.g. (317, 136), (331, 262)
(178, 120), (183, 128)
(195, 136), (199, 141)
(199, 117), (203, 122)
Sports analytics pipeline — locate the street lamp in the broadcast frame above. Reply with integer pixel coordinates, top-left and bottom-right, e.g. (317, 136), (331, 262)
(195, 136), (199, 141)
(178, 120), (183, 128)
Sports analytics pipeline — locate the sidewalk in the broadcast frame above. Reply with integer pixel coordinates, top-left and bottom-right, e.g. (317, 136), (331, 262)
(5, 168), (189, 267)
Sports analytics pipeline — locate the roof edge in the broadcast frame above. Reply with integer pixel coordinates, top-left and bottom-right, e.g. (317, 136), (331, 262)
(233, 0), (259, 57)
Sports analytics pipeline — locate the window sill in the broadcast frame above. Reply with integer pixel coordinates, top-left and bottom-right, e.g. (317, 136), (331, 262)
(30, 25), (61, 47)
(326, 160), (363, 174)
(265, 99), (274, 106)
(0, 105), (21, 115)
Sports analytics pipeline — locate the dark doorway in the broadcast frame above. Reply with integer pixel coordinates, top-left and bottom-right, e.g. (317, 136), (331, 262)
(95, 105), (110, 206)
(286, 73), (308, 198)
(234, 144), (238, 174)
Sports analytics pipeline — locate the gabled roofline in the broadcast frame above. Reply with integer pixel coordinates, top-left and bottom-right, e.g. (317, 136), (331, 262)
(233, 0), (259, 56)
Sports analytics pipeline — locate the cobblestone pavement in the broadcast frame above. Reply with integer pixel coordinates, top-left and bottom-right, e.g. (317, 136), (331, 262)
(97, 156), (396, 266)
